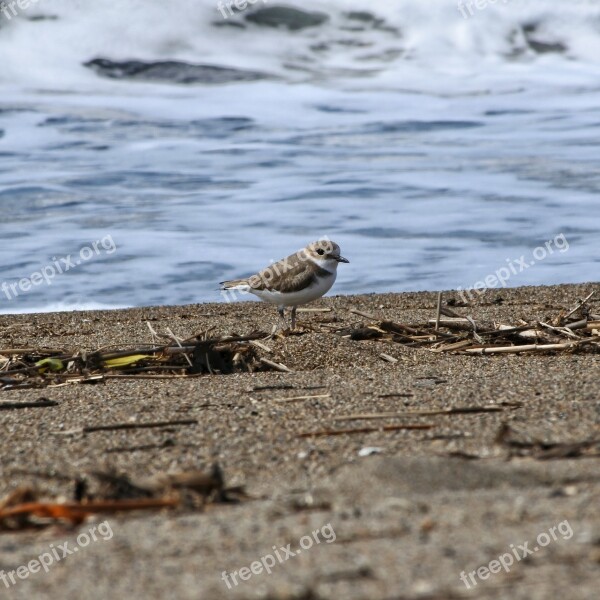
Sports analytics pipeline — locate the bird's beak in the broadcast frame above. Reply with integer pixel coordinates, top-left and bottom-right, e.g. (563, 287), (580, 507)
(337, 256), (349, 263)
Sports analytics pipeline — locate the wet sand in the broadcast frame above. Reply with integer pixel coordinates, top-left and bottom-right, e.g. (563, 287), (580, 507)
(1, 282), (599, 599)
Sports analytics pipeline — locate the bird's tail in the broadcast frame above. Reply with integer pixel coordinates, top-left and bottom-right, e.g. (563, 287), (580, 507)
(219, 278), (250, 290)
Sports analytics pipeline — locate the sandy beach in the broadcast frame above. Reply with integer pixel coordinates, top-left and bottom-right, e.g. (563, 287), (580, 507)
(1, 282), (599, 599)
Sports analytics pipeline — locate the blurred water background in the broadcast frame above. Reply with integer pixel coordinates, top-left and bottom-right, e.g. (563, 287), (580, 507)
(0, 0), (599, 313)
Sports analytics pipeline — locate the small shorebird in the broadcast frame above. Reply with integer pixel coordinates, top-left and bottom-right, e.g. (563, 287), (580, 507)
(220, 240), (349, 330)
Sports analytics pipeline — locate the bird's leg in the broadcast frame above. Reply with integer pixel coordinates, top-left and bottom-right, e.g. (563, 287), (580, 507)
(277, 306), (287, 330)
(291, 306), (297, 330)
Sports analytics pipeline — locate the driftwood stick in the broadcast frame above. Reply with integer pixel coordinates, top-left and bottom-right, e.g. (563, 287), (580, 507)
(0, 398), (59, 410)
(260, 358), (293, 372)
(250, 340), (273, 353)
(430, 339), (474, 353)
(428, 318), (473, 330)
(166, 327), (193, 368)
(380, 322), (420, 335)
(83, 419), (198, 433)
(102, 373), (203, 380)
(146, 321), (160, 345)
(465, 338), (599, 354)
(274, 394), (330, 403)
(298, 424), (433, 437)
(566, 319), (590, 331)
(563, 291), (595, 321)
(96, 335), (268, 362)
(333, 405), (514, 421)
(484, 325), (536, 337)
(440, 306), (464, 318)
(379, 353), (398, 364)
(349, 308), (376, 319)
(539, 321), (581, 340)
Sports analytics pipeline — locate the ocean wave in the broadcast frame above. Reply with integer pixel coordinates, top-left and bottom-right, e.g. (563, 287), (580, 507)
(1, 1), (600, 91)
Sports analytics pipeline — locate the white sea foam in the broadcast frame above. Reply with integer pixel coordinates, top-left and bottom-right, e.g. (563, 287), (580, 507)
(0, 301), (125, 315)
(0, 1), (600, 91)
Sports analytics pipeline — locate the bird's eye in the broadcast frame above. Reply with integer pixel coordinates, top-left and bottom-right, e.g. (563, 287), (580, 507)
(316, 248), (325, 256)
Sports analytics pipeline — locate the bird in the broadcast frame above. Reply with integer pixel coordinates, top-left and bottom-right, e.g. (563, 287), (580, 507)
(220, 240), (349, 330)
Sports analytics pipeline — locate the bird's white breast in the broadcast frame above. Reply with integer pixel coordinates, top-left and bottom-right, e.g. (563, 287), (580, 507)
(251, 270), (337, 307)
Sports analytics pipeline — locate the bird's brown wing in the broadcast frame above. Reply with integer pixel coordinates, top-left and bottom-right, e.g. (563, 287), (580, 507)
(221, 251), (330, 293)
(251, 252), (330, 293)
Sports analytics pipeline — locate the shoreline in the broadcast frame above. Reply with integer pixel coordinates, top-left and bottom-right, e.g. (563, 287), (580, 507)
(0, 279), (595, 318)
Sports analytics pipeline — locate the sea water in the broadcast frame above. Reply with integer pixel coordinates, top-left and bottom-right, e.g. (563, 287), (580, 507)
(0, 0), (598, 313)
